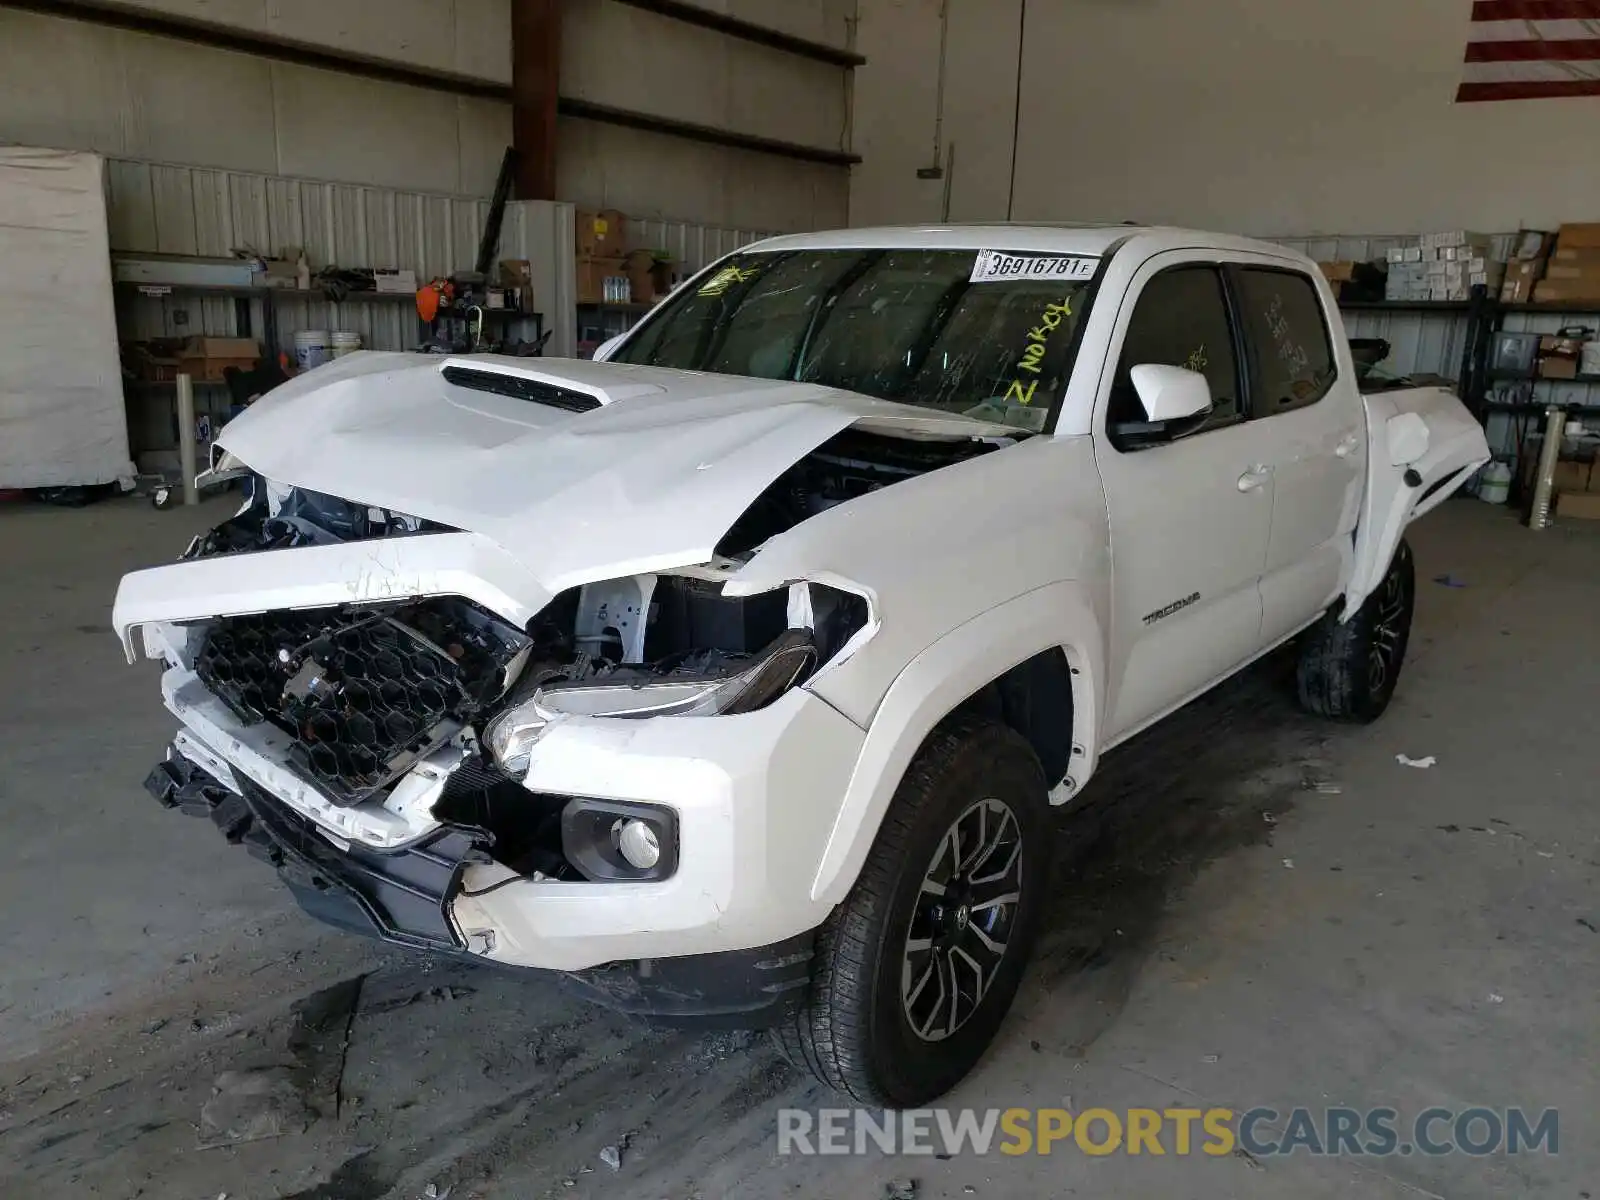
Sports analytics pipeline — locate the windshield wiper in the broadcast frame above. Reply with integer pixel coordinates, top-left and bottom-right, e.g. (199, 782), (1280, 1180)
(891, 276), (973, 395)
(785, 250), (886, 381)
(690, 251), (798, 371)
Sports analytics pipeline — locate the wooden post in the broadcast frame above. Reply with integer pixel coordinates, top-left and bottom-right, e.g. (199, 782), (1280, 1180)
(511, 0), (561, 200)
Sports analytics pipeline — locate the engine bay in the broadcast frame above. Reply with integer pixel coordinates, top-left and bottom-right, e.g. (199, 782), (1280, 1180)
(185, 482), (453, 559)
(717, 427), (1001, 556)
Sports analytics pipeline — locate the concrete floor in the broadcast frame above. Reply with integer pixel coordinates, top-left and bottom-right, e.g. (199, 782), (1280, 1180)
(0, 493), (1595, 1198)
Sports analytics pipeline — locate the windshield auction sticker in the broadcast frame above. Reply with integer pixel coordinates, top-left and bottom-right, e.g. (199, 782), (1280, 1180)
(970, 251), (1099, 284)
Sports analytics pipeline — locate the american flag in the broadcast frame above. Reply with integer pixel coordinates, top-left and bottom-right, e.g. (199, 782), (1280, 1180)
(1460, 1), (1600, 101)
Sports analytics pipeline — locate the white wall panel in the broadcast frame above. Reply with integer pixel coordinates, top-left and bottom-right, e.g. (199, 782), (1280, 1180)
(0, 11), (507, 197)
(95, 0), (514, 82)
(121, 30), (278, 172)
(0, 11), (131, 159)
(698, 0), (856, 50)
(271, 66), (467, 195)
(3, 3), (847, 249)
(562, 0), (849, 152)
(852, 0), (1600, 236)
(559, 120), (847, 231)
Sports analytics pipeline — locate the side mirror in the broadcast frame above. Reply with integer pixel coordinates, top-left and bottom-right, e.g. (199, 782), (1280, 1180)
(1130, 364), (1214, 424)
(593, 333), (626, 362)
(1386, 411), (1430, 466)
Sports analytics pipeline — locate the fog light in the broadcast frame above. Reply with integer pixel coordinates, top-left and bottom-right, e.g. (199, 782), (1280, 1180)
(616, 819), (661, 870)
(561, 799), (678, 881)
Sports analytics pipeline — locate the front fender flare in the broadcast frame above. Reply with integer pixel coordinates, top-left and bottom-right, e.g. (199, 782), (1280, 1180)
(809, 581), (1106, 908)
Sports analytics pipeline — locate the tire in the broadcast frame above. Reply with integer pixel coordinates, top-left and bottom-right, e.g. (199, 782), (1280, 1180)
(776, 718), (1052, 1105)
(1296, 538), (1415, 723)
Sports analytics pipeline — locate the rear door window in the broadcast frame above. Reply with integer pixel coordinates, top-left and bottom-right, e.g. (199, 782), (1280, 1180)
(1233, 268), (1337, 415)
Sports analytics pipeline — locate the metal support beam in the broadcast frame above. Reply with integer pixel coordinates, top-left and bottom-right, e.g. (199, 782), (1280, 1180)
(608, 0), (865, 68)
(511, 0), (562, 201)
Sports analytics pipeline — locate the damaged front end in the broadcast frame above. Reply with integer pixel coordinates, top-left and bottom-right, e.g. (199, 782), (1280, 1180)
(128, 459), (877, 961)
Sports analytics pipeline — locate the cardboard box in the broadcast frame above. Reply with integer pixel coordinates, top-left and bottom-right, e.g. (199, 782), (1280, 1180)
(1556, 491), (1600, 520)
(575, 209), (627, 258)
(176, 336), (259, 382)
(1502, 258), (1545, 301)
(1548, 244), (1600, 265)
(1502, 277), (1536, 303)
(1539, 356), (1580, 380)
(255, 257), (300, 289)
(575, 255), (628, 305)
(1531, 280), (1600, 304)
(1556, 222), (1600, 249)
(373, 268), (417, 294)
(1422, 230), (1492, 253)
(1512, 230), (1556, 260)
(1555, 458), (1591, 493)
(498, 259), (532, 288)
(1542, 263), (1600, 282)
(1319, 261), (1359, 282)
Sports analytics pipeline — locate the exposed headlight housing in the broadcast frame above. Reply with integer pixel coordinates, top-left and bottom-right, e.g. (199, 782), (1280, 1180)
(485, 628), (817, 778)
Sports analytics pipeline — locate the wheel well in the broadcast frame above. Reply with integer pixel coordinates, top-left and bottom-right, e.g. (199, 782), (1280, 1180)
(949, 648), (1076, 788)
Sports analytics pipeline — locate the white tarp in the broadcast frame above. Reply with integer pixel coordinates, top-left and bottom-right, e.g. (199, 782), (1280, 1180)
(0, 147), (133, 488)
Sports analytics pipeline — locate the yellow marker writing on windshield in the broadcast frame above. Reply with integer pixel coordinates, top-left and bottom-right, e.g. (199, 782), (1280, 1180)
(1006, 297), (1073, 404)
(698, 264), (759, 297)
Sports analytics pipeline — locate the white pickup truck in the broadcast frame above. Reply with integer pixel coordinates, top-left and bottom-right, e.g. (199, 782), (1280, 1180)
(113, 226), (1489, 1105)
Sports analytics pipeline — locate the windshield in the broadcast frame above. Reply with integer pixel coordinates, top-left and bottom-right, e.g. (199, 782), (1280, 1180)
(609, 248), (1096, 432)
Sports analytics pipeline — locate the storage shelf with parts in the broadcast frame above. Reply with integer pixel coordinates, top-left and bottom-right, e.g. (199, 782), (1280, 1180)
(577, 301), (657, 313)
(116, 281), (422, 303)
(1338, 299), (1475, 313)
(1489, 371), (1600, 386)
(1339, 299), (1600, 315)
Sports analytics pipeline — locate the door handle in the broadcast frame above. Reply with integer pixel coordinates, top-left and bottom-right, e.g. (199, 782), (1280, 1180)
(1237, 465), (1272, 492)
(1335, 434), (1360, 458)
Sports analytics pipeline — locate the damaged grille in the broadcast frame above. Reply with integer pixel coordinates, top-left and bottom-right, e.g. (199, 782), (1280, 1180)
(194, 599), (529, 806)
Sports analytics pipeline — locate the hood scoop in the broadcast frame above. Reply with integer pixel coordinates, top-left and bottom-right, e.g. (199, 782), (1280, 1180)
(442, 365), (602, 413)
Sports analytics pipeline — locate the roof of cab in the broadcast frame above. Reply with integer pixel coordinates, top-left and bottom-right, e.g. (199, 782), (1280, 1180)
(744, 224), (1295, 261)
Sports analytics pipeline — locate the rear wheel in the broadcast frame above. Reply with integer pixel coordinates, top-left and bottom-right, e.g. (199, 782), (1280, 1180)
(1296, 538), (1415, 722)
(776, 719), (1051, 1105)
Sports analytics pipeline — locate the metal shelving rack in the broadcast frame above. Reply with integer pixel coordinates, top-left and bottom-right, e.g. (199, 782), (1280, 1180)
(1343, 288), (1600, 510)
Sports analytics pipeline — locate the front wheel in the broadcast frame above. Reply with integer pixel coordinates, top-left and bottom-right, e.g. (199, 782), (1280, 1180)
(776, 719), (1052, 1105)
(1296, 538), (1415, 723)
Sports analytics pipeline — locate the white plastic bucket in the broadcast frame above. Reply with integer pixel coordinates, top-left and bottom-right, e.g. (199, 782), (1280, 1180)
(1479, 461), (1512, 505)
(294, 330), (331, 370)
(330, 331), (362, 358)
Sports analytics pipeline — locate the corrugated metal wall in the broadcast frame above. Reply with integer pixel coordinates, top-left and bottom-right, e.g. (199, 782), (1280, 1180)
(109, 158), (578, 464)
(627, 218), (780, 276)
(109, 156), (778, 466)
(109, 158), (770, 362)
(110, 157), (506, 357)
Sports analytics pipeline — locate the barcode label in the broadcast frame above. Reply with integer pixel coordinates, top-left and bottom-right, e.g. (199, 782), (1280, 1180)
(970, 251), (1099, 284)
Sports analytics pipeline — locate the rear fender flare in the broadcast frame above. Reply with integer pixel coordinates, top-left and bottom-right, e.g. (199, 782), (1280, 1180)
(809, 581), (1105, 908)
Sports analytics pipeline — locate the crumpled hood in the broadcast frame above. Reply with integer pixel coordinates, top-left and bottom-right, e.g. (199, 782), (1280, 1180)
(217, 352), (1018, 590)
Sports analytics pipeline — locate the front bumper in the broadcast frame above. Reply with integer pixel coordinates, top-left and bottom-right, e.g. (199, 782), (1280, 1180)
(153, 656), (865, 973)
(146, 753), (817, 1024)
